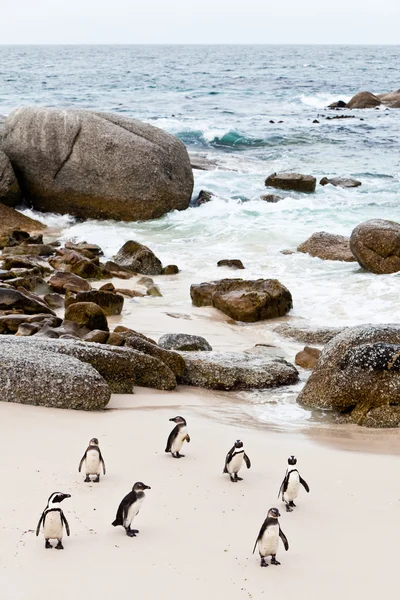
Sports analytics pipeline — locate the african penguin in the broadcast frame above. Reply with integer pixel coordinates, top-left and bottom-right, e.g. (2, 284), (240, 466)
(165, 416), (190, 458)
(223, 440), (251, 482)
(36, 492), (71, 549)
(278, 455), (310, 512)
(78, 437), (106, 482)
(253, 507), (289, 567)
(112, 482), (151, 537)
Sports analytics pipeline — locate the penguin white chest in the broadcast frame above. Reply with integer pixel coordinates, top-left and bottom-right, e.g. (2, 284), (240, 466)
(43, 511), (63, 540)
(85, 449), (100, 475)
(259, 524), (280, 557)
(171, 426), (188, 453)
(125, 497), (144, 526)
(284, 471), (300, 502)
(228, 452), (244, 474)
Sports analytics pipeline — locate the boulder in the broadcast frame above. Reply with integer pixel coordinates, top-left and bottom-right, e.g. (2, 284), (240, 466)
(350, 219), (400, 274)
(103, 261), (134, 279)
(260, 194), (283, 203)
(106, 332), (125, 346)
(162, 265), (179, 275)
(2, 255), (51, 275)
(158, 333), (212, 352)
(347, 91), (381, 109)
(99, 282), (115, 292)
(2, 244), (55, 257)
(0, 287), (55, 315)
(328, 100), (347, 109)
(84, 330), (110, 344)
(0, 313), (61, 334)
(179, 349), (299, 390)
(69, 259), (103, 279)
(191, 278), (292, 322)
(0, 339), (110, 410)
(49, 271), (91, 293)
(114, 325), (156, 344)
(192, 190), (213, 207)
(64, 240), (103, 256)
(297, 232), (356, 262)
(0, 150), (22, 207)
(274, 323), (345, 344)
(265, 173), (316, 193)
(69, 290), (124, 316)
(124, 336), (185, 376)
(3, 107), (193, 221)
(5, 275), (51, 294)
(113, 240), (163, 275)
(217, 259), (245, 270)
(295, 346), (321, 370)
(64, 302), (109, 331)
(320, 177), (361, 188)
(44, 293), (64, 309)
(297, 325), (400, 427)
(146, 284), (162, 297)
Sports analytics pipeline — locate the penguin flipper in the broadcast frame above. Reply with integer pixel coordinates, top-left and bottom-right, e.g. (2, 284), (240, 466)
(277, 472), (289, 499)
(244, 453), (251, 469)
(99, 450), (106, 475)
(299, 476), (310, 493)
(279, 527), (289, 551)
(185, 434), (191, 443)
(61, 511), (70, 536)
(36, 512), (45, 536)
(253, 518), (268, 554)
(165, 427), (177, 453)
(224, 445), (236, 474)
(78, 453), (86, 473)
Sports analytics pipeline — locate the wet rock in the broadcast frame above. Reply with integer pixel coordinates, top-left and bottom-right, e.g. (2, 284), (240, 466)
(0, 205), (46, 248)
(70, 259), (104, 279)
(137, 276), (154, 287)
(191, 278), (292, 322)
(6, 276), (51, 294)
(328, 100), (347, 108)
(297, 325), (400, 427)
(260, 194), (283, 203)
(162, 265), (179, 275)
(113, 325), (156, 344)
(0, 313), (61, 334)
(280, 249), (295, 255)
(64, 302), (109, 331)
(15, 322), (41, 336)
(69, 290), (124, 316)
(106, 332), (125, 346)
(49, 271), (91, 293)
(3, 107), (193, 222)
(189, 154), (218, 171)
(102, 261), (134, 279)
(2, 243), (55, 257)
(217, 259), (245, 269)
(146, 284), (162, 297)
(115, 288), (144, 298)
(64, 240), (103, 256)
(179, 349), (299, 390)
(265, 172), (316, 193)
(84, 330), (110, 344)
(192, 190), (213, 207)
(350, 219), (400, 274)
(297, 232), (356, 262)
(2, 256), (51, 275)
(320, 177), (361, 188)
(347, 91), (381, 109)
(114, 240), (163, 275)
(0, 287), (55, 315)
(0, 229), (43, 250)
(99, 282), (115, 292)
(274, 323), (346, 344)
(295, 346), (321, 370)
(44, 293), (64, 309)
(158, 333), (212, 352)
(0, 150), (22, 207)
(125, 336), (185, 376)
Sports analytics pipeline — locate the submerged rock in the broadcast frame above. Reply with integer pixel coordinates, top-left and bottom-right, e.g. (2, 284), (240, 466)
(260, 194), (283, 203)
(320, 177), (361, 188)
(158, 333), (212, 352)
(192, 190), (213, 207)
(297, 232), (356, 262)
(274, 323), (346, 344)
(350, 219), (400, 274)
(217, 259), (245, 269)
(114, 240), (163, 275)
(265, 172), (316, 193)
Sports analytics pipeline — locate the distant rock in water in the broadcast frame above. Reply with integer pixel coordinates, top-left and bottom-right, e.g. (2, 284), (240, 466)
(2, 107), (193, 221)
(328, 100), (347, 109)
(297, 232), (356, 262)
(320, 177), (361, 188)
(217, 259), (245, 269)
(347, 91), (381, 109)
(350, 219), (400, 274)
(192, 190), (213, 207)
(265, 172), (316, 193)
(259, 194), (283, 203)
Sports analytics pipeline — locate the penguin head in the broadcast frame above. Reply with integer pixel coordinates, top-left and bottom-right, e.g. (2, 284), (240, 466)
(267, 507), (281, 519)
(169, 416), (186, 425)
(234, 440), (243, 449)
(89, 438), (99, 446)
(133, 482), (151, 492)
(288, 455), (297, 466)
(47, 492), (71, 507)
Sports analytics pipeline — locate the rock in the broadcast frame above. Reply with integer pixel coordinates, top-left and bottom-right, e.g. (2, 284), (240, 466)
(297, 325), (400, 427)
(0, 287), (55, 315)
(158, 333), (212, 352)
(0, 340), (110, 410)
(44, 293), (64, 309)
(297, 232), (356, 262)
(3, 107), (194, 221)
(274, 323), (345, 344)
(192, 190), (213, 207)
(69, 290), (124, 316)
(115, 288), (144, 298)
(0, 229), (43, 250)
(5, 275), (51, 294)
(49, 271), (91, 293)
(179, 349), (299, 390)
(64, 302), (109, 331)
(137, 276), (154, 287)
(260, 194), (283, 203)
(295, 346), (321, 370)
(2, 244), (55, 257)
(99, 282), (115, 292)
(106, 332), (125, 346)
(217, 259), (245, 270)
(191, 279), (292, 322)
(280, 249), (295, 255)
(15, 322), (41, 336)
(124, 336), (185, 377)
(0, 150), (22, 207)
(0, 313), (61, 334)
(0, 204), (46, 248)
(162, 265), (179, 275)
(347, 91), (381, 109)
(328, 100), (347, 109)
(2, 256), (51, 275)
(312, 119), (319, 124)
(114, 240), (163, 275)
(102, 261), (134, 279)
(265, 172), (316, 193)
(64, 240), (103, 256)
(113, 325), (156, 344)
(189, 154), (218, 171)
(350, 219), (400, 274)
(84, 330), (109, 344)
(320, 177), (361, 188)
(70, 259), (103, 279)
(146, 284), (162, 297)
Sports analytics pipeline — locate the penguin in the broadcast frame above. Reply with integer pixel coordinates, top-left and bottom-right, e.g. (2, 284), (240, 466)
(223, 439), (251, 482)
(165, 416), (190, 458)
(112, 482), (151, 537)
(253, 507), (289, 567)
(36, 492), (71, 549)
(278, 455), (310, 512)
(78, 437), (106, 482)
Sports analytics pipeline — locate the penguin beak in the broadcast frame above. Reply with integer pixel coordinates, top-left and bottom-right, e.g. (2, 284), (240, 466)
(144, 485), (151, 490)
(63, 494), (71, 499)
(169, 418), (176, 422)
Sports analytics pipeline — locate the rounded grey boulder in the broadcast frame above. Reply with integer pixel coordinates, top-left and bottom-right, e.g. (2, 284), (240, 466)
(158, 333), (213, 352)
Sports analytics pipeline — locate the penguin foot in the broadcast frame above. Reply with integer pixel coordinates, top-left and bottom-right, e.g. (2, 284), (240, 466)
(289, 501), (296, 507)
(45, 540), (52, 549)
(260, 558), (268, 567)
(84, 475), (91, 482)
(55, 541), (64, 550)
(94, 475), (100, 483)
(285, 505), (293, 512)
(236, 476), (243, 481)
(271, 557), (281, 566)
(126, 529), (137, 537)
(130, 529), (139, 534)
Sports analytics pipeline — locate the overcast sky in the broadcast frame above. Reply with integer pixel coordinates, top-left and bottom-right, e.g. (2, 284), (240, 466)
(2, 0), (399, 45)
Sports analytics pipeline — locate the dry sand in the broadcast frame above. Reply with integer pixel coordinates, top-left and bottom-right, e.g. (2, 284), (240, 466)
(0, 387), (399, 600)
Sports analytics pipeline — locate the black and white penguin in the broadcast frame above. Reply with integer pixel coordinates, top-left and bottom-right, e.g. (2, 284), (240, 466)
(78, 437), (106, 482)
(223, 440), (251, 482)
(253, 507), (289, 567)
(165, 416), (190, 458)
(278, 455), (310, 512)
(36, 492), (71, 549)
(112, 482), (151, 537)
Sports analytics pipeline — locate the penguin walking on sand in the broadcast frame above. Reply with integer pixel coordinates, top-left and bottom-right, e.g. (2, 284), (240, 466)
(36, 492), (71, 549)
(223, 439), (251, 482)
(253, 507), (289, 567)
(112, 482), (151, 537)
(78, 437), (106, 482)
(278, 455), (310, 512)
(165, 416), (190, 458)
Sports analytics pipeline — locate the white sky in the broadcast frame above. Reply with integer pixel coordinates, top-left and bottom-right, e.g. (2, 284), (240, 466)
(1, 0), (399, 44)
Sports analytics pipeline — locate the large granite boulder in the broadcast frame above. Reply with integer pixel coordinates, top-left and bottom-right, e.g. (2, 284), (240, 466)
(350, 219), (400, 274)
(179, 349), (298, 390)
(0, 340), (110, 410)
(113, 240), (163, 275)
(191, 278), (292, 322)
(297, 232), (356, 262)
(158, 333), (212, 352)
(347, 91), (381, 109)
(2, 107), (193, 221)
(64, 302), (109, 331)
(274, 323), (346, 345)
(0, 287), (55, 314)
(265, 173), (316, 193)
(297, 325), (400, 427)
(0, 150), (22, 207)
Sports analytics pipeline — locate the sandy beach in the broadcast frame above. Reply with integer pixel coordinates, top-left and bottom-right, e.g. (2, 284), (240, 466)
(1, 385), (399, 600)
